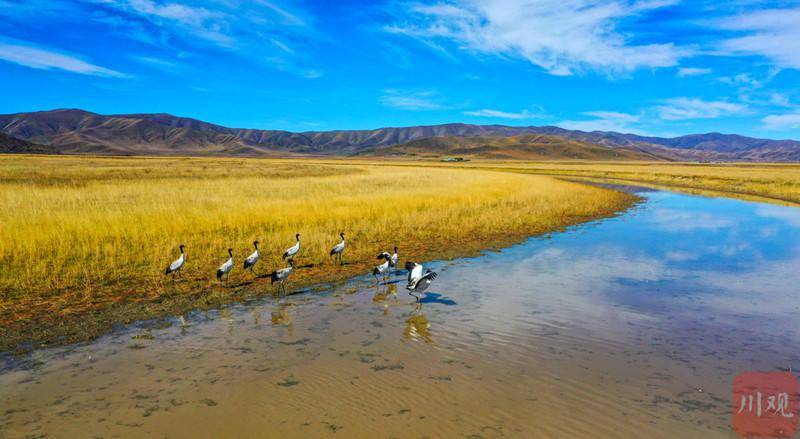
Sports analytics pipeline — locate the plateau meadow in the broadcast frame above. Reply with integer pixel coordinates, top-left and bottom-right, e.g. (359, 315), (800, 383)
(446, 161), (800, 207)
(0, 155), (635, 351)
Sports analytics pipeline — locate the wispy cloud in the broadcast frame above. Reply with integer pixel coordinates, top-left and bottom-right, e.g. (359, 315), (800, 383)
(381, 89), (443, 110)
(769, 93), (792, 107)
(718, 73), (763, 89)
(762, 113), (800, 130)
(0, 40), (128, 77)
(715, 7), (800, 69)
(560, 95), (766, 134)
(386, 0), (688, 76)
(90, 0), (320, 78)
(98, 0), (233, 46)
(257, 0), (306, 26)
(655, 97), (747, 120)
(559, 111), (641, 133)
(464, 108), (545, 120)
(677, 67), (711, 77)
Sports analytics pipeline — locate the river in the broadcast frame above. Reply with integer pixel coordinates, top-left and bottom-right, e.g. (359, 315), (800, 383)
(2, 187), (799, 438)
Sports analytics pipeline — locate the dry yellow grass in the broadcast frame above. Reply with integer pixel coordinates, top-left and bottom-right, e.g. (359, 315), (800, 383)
(0, 155), (633, 344)
(434, 161), (800, 206)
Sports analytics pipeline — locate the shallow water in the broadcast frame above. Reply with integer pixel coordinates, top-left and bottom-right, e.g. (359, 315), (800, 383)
(2, 188), (800, 438)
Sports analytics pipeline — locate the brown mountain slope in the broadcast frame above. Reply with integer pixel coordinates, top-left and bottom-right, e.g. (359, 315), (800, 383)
(0, 132), (56, 154)
(2, 109), (800, 161)
(361, 135), (665, 161)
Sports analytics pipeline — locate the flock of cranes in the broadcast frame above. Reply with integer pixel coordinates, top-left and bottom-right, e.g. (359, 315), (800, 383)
(164, 232), (437, 301)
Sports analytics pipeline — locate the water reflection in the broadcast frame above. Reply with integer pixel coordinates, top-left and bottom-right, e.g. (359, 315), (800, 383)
(2, 189), (800, 438)
(271, 303), (295, 335)
(404, 304), (433, 344)
(373, 283), (399, 316)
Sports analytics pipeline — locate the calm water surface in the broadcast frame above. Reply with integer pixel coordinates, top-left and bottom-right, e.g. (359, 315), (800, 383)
(2, 188), (800, 438)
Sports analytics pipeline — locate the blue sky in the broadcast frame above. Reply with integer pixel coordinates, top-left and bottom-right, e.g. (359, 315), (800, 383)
(0, 0), (799, 138)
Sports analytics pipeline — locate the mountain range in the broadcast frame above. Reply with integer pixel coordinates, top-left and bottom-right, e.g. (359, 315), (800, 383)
(2, 109), (799, 161)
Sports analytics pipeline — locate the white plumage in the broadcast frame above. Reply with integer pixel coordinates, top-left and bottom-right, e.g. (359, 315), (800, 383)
(217, 248), (234, 281)
(271, 259), (295, 296)
(389, 246), (398, 268)
(164, 244), (185, 278)
(373, 253), (391, 282)
(329, 232), (346, 264)
(407, 269), (438, 302)
(243, 240), (260, 274)
(405, 261), (423, 287)
(283, 233), (300, 260)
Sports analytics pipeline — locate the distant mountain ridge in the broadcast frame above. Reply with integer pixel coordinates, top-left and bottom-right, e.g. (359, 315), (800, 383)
(360, 134), (663, 161)
(1, 109), (799, 161)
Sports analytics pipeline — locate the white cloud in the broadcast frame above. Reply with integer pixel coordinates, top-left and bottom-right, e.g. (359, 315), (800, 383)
(769, 93), (791, 107)
(718, 73), (762, 89)
(677, 67), (711, 77)
(105, 0), (233, 46)
(89, 0), (320, 78)
(716, 7), (800, 69)
(464, 108), (544, 120)
(0, 41), (128, 77)
(387, 0), (688, 76)
(559, 110), (641, 132)
(127, 0), (216, 26)
(655, 97), (747, 120)
(258, 0), (306, 26)
(762, 113), (800, 130)
(380, 89), (443, 110)
(558, 97), (755, 133)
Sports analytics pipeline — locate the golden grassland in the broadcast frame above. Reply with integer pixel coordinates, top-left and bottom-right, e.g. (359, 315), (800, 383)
(0, 155), (636, 351)
(430, 161), (800, 206)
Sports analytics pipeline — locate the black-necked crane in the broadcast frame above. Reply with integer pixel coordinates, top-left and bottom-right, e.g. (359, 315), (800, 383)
(271, 258), (295, 297)
(405, 261), (423, 287)
(407, 269), (438, 302)
(373, 252), (391, 283)
(283, 233), (300, 261)
(217, 248), (234, 282)
(164, 244), (186, 279)
(389, 246), (398, 268)
(243, 240), (260, 275)
(329, 232), (345, 264)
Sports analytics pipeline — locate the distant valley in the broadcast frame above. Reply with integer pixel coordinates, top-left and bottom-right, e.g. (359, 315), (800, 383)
(2, 109), (800, 161)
